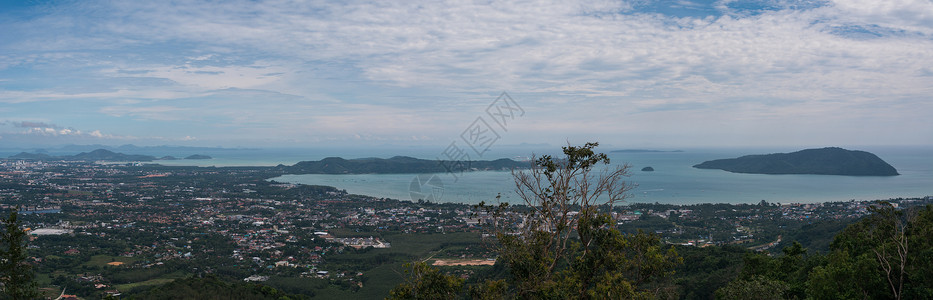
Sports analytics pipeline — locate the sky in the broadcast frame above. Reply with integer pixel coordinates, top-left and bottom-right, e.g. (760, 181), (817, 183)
(1, 0), (932, 149)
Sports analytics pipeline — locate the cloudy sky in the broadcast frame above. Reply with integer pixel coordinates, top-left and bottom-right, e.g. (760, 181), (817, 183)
(1, 0), (932, 149)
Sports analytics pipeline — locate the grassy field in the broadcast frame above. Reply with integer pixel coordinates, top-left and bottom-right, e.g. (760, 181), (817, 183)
(84, 254), (139, 268)
(114, 271), (186, 293)
(35, 272), (52, 286)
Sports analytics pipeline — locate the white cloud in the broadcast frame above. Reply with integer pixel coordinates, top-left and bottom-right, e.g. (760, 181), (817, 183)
(828, 0), (933, 34)
(124, 63), (288, 90)
(99, 105), (186, 121)
(1, 0), (932, 146)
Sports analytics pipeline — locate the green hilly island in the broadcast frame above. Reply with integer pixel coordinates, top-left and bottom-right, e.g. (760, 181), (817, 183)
(693, 147), (899, 176)
(281, 156), (526, 174)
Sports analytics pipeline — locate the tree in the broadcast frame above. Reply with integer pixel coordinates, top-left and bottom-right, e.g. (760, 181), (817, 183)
(715, 275), (788, 300)
(810, 203), (933, 300)
(387, 262), (463, 300)
(481, 142), (681, 298)
(1, 207), (40, 300)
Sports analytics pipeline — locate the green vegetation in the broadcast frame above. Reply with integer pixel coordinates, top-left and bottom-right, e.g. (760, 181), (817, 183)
(84, 254), (138, 267)
(391, 143), (683, 299)
(132, 275), (306, 300)
(281, 156), (526, 174)
(693, 147), (899, 176)
(113, 273), (184, 293)
(717, 203), (933, 300)
(4, 143), (932, 299)
(1, 207), (41, 300)
(389, 262), (463, 299)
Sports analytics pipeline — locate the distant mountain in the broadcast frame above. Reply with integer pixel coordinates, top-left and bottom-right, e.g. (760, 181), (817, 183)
(7, 149), (157, 162)
(611, 149), (684, 153)
(693, 147), (899, 176)
(9, 152), (53, 160)
(281, 156), (527, 174)
(68, 149), (158, 162)
(57, 144), (254, 153)
(6, 148), (223, 162)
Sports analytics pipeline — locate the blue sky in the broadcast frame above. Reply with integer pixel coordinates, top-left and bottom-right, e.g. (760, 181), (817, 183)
(1, 0), (932, 149)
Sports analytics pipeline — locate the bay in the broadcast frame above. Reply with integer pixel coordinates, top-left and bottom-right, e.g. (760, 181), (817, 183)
(270, 146), (933, 205)
(8, 145), (926, 205)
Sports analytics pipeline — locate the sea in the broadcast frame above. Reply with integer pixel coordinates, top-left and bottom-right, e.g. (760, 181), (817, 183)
(3, 145), (931, 205)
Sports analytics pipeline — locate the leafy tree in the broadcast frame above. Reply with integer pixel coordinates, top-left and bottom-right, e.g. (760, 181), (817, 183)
(468, 279), (508, 300)
(133, 275), (303, 300)
(388, 143), (681, 299)
(0, 207), (40, 300)
(672, 245), (747, 299)
(387, 262), (463, 300)
(482, 142), (681, 298)
(715, 275), (787, 300)
(810, 203), (933, 299)
(806, 249), (883, 299)
(905, 204), (933, 298)
(725, 241), (815, 299)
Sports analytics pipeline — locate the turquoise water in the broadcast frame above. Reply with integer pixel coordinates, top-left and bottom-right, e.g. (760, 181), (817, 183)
(270, 146), (933, 205)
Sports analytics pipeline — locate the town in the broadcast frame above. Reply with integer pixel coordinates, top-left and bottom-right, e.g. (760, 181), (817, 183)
(2, 159), (930, 298)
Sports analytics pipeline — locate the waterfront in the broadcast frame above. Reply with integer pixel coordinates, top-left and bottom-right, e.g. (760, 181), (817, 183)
(4, 145), (929, 205)
(270, 146), (933, 205)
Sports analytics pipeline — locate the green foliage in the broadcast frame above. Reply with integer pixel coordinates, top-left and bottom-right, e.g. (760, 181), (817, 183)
(805, 249), (883, 299)
(0, 207), (40, 300)
(393, 142), (682, 299)
(387, 262), (463, 300)
(132, 275), (305, 300)
(263, 277), (325, 297)
(781, 219), (853, 253)
(468, 279), (508, 300)
(715, 275), (788, 300)
(717, 203), (933, 300)
(809, 203), (933, 299)
(672, 245), (747, 300)
(285, 156), (525, 175)
(496, 216), (677, 299)
(493, 143), (681, 299)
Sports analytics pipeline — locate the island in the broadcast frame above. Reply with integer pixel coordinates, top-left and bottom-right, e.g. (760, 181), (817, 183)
(692, 147), (899, 176)
(279, 156), (527, 174)
(184, 154), (212, 160)
(642, 166), (655, 171)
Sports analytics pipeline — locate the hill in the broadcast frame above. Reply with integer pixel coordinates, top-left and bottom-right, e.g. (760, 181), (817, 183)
(7, 149), (158, 162)
(71, 149), (158, 161)
(9, 152), (54, 160)
(693, 147), (899, 176)
(611, 149), (684, 153)
(281, 156), (526, 174)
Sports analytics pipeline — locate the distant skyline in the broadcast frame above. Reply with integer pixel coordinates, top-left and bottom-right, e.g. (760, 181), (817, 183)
(2, 0), (932, 149)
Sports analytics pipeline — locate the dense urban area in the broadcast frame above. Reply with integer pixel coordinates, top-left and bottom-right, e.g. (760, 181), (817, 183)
(1, 158), (931, 299)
